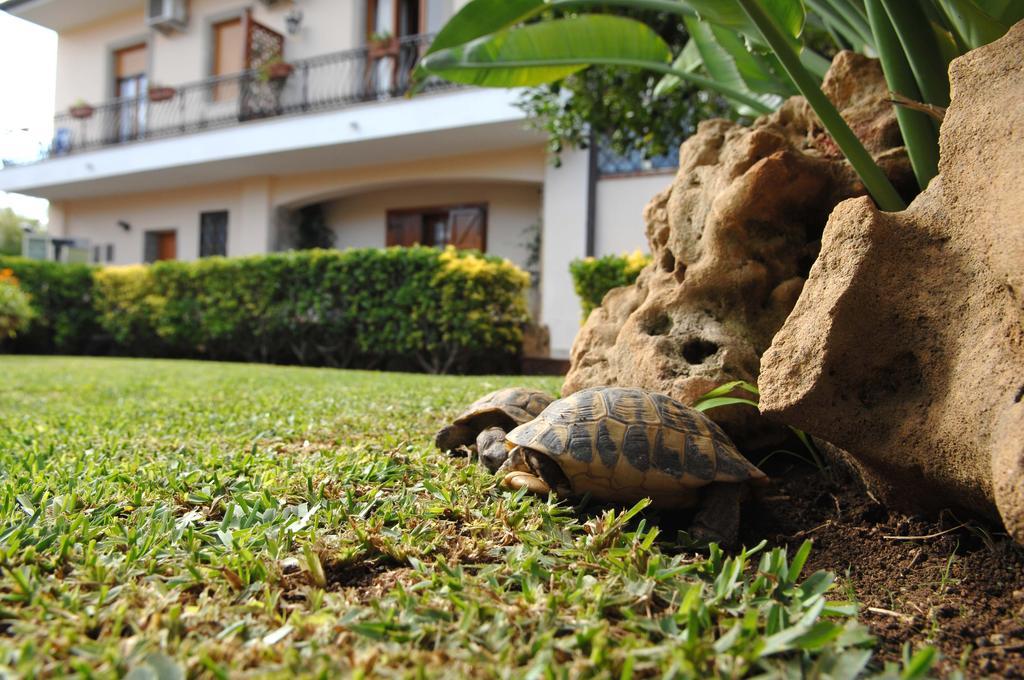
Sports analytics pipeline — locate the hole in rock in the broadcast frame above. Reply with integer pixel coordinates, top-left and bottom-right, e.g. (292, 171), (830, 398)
(673, 261), (687, 283)
(682, 338), (719, 364)
(643, 311), (672, 336)
(660, 249), (676, 273)
(1015, 384), (1024, 404)
(656, 226), (670, 247)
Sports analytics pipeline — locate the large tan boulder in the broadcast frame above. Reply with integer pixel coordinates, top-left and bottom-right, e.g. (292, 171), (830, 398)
(758, 22), (1024, 540)
(563, 52), (911, 443)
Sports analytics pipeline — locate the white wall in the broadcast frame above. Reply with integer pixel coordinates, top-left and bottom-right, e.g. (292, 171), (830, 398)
(594, 173), (669, 256)
(59, 178), (248, 263)
(541, 160), (670, 358)
(540, 149), (589, 358)
(54, 0), (366, 112)
(323, 181), (541, 268)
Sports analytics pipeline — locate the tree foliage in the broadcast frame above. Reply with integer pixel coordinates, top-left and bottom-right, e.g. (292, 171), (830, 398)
(0, 208), (40, 256)
(514, 7), (733, 164)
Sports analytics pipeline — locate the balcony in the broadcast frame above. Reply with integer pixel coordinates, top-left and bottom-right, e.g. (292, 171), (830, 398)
(40, 33), (454, 161)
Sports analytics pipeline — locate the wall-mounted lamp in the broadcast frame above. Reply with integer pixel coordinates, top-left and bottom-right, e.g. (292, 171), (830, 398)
(118, 220), (131, 232)
(285, 8), (303, 35)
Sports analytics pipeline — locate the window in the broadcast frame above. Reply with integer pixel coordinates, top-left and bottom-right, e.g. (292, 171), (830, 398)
(106, 244), (115, 262)
(386, 204), (486, 251)
(200, 211), (228, 257)
(367, 0), (421, 40)
(144, 230), (177, 263)
(114, 43), (148, 141)
(93, 245), (101, 263)
(366, 0), (422, 92)
(212, 17), (244, 101)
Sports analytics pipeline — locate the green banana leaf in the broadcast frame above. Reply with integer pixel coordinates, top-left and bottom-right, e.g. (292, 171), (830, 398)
(682, 15), (793, 113)
(651, 38), (703, 98)
(935, 0), (1024, 49)
(419, 15), (672, 88)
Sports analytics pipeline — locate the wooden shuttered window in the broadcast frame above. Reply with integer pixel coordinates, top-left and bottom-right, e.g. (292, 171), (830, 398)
(447, 208), (484, 251)
(386, 212), (422, 247)
(385, 205), (486, 251)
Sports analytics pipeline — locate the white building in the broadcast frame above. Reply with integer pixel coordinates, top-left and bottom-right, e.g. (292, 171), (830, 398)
(0, 0), (673, 357)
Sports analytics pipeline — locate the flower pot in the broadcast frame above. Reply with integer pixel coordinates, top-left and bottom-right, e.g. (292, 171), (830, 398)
(267, 62), (294, 81)
(368, 36), (398, 59)
(70, 105), (94, 120)
(148, 86), (176, 102)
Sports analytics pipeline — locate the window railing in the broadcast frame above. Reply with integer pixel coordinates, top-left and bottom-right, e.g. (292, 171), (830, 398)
(42, 34), (453, 160)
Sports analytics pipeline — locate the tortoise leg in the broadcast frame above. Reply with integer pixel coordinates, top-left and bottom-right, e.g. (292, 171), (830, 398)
(501, 471), (552, 496)
(691, 483), (746, 548)
(476, 427), (510, 472)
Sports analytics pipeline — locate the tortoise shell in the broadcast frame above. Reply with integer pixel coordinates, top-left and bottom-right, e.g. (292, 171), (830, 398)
(453, 387), (554, 430)
(504, 387), (765, 508)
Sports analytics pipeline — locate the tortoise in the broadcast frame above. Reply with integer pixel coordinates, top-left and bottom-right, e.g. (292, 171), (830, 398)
(435, 387), (554, 472)
(495, 386), (767, 545)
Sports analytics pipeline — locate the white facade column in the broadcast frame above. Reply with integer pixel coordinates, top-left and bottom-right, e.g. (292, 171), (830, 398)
(541, 149), (588, 358)
(232, 177), (273, 256)
(47, 202), (67, 237)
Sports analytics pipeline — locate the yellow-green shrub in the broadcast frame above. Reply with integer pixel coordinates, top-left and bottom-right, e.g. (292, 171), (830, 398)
(569, 250), (651, 319)
(82, 247), (529, 373)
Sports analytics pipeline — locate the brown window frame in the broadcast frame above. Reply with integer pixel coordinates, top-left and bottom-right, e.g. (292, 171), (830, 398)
(385, 203), (488, 251)
(366, 0), (426, 41)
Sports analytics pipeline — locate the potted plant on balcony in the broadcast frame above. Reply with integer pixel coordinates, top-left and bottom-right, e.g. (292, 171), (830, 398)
(368, 30), (398, 58)
(69, 99), (94, 119)
(259, 56), (294, 83)
(148, 84), (176, 102)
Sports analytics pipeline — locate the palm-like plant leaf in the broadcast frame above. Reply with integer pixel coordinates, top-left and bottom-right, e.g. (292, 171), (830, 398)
(420, 15), (672, 88)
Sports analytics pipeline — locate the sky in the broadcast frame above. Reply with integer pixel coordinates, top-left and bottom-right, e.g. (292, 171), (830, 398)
(0, 7), (57, 224)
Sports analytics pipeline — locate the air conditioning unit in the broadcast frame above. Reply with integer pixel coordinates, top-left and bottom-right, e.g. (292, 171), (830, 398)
(147, 0), (188, 34)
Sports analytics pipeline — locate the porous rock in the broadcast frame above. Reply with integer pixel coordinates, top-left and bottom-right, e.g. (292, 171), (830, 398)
(563, 52), (911, 444)
(758, 22), (1024, 540)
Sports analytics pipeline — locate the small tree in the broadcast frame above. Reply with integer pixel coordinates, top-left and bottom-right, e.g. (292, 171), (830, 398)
(0, 208), (40, 256)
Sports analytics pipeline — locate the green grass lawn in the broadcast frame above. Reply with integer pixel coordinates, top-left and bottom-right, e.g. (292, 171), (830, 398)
(0, 357), (925, 678)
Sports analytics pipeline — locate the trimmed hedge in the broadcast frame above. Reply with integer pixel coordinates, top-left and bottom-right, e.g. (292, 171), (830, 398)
(0, 258), (101, 354)
(569, 250), (651, 319)
(0, 269), (34, 339)
(3, 247), (530, 373)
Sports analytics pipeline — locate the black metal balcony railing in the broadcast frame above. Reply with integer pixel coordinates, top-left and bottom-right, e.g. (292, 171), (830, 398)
(46, 34), (454, 159)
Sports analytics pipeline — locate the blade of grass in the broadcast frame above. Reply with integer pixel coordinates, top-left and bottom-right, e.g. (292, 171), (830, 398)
(735, 0), (907, 211)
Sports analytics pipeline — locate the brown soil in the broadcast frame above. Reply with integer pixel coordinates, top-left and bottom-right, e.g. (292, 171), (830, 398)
(739, 463), (1024, 678)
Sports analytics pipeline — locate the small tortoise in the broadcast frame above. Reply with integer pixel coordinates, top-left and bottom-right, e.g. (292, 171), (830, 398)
(435, 387), (554, 472)
(496, 386), (767, 545)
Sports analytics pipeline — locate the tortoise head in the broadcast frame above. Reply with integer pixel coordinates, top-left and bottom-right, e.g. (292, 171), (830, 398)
(434, 423), (476, 452)
(476, 427), (510, 473)
(498, 446), (572, 498)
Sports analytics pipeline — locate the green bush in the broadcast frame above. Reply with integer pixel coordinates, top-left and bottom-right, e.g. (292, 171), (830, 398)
(0, 257), (101, 354)
(569, 250), (651, 320)
(0, 268), (35, 341)
(86, 247), (529, 373)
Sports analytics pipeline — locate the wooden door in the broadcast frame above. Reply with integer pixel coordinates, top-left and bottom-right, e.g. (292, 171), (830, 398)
(115, 43), (147, 140)
(145, 230), (177, 262)
(213, 17), (244, 101)
(157, 231), (177, 261)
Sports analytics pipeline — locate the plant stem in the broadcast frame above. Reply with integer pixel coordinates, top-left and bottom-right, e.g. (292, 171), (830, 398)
(879, 0), (951, 107)
(865, 0), (939, 190)
(736, 0), (907, 211)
